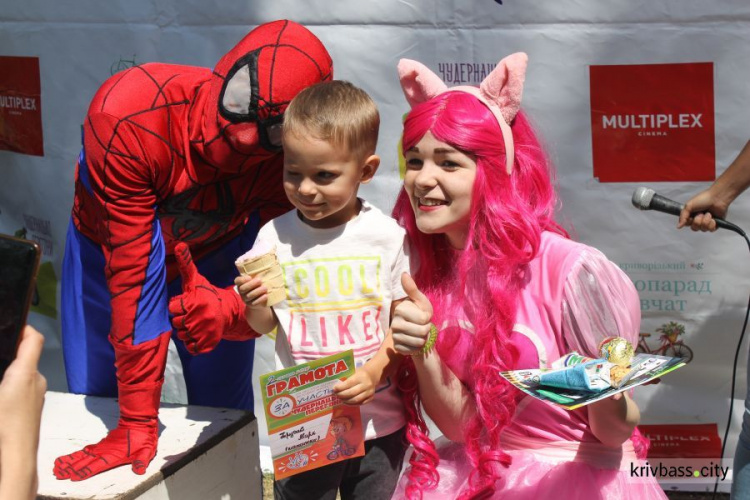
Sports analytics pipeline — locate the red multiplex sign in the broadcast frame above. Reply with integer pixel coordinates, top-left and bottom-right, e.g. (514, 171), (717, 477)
(590, 62), (714, 183)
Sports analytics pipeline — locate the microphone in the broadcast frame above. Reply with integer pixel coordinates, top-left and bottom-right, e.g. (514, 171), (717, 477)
(631, 187), (746, 236)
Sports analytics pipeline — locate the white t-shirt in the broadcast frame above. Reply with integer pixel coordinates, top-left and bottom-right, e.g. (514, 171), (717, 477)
(256, 200), (409, 440)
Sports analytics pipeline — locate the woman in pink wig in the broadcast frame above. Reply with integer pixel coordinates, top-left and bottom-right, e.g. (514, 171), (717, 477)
(389, 54), (667, 499)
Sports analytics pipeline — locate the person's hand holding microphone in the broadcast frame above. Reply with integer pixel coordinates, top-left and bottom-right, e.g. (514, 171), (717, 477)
(677, 187), (732, 232)
(678, 139), (750, 232)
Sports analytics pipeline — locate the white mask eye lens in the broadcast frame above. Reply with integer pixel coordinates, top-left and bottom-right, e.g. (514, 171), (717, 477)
(223, 65), (251, 115)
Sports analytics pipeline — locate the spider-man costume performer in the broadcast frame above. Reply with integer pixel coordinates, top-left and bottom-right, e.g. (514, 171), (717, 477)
(54, 20), (332, 481)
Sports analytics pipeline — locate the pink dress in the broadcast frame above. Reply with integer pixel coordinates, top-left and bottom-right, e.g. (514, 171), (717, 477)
(395, 232), (667, 499)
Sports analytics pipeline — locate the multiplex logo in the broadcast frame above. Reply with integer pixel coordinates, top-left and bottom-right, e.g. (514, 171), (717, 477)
(590, 62), (714, 183)
(0, 56), (43, 156)
(602, 113), (703, 136)
(0, 95), (38, 112)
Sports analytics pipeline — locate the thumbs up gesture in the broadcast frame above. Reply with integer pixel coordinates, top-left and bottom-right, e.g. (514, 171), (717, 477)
(168, 243), (239, 354)
(391, 273), (435, 356)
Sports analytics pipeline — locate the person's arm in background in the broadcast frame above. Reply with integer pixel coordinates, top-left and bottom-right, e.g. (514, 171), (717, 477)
(678, 140), (750, 232)
(0, 326), (47, 500)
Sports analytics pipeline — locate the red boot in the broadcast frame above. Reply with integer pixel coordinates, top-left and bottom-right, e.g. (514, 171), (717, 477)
(53, 333), (170, 481)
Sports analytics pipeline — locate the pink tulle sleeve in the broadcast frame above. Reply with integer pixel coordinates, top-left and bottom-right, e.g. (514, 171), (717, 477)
(561, 248), (641, 358)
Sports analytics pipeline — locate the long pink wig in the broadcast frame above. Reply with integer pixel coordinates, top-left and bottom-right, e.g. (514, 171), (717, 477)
(394, 91), (568, 499)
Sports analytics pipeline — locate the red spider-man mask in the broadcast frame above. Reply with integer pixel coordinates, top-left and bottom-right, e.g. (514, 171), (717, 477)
(194, 20), (333, 170)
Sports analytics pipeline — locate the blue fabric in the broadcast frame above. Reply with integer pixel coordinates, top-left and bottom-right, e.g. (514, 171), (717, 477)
(61, 211), (262, 410)
(61, 218), (117, 396)
(77, 135), (93, 195)
(538, 359), (604, 392)
(133, 218), (170, 344)
(165, 210), (260, 410)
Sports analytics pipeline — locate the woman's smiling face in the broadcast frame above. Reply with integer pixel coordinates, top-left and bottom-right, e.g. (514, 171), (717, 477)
(403, 131), (477, 249)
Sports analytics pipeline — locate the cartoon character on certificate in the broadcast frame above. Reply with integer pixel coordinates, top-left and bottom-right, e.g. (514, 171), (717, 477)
(327, 415), (356, 461)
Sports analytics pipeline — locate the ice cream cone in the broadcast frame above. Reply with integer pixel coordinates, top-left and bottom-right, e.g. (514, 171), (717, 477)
(235, 244), (286, 307)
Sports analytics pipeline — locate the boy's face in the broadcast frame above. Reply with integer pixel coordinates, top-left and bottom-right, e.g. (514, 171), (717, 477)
(282, 131), (379, 229)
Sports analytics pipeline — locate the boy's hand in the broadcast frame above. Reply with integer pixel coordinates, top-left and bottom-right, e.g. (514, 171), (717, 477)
(235, 274), (270, 309)
(333, 366), (378, 405)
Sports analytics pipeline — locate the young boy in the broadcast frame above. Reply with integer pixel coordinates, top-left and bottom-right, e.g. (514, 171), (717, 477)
(235, 80), (409, 500)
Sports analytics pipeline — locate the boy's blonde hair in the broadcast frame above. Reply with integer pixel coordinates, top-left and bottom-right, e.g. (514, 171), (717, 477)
(283, 80), (379, 159)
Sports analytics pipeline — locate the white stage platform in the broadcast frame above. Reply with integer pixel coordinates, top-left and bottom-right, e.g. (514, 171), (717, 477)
(37, 392), (261, 499)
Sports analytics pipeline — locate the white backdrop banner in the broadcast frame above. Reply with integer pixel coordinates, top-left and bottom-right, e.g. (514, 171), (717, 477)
(2, 1), (749, 489)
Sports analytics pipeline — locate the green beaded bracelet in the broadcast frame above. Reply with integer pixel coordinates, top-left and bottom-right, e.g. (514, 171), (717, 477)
(421, 323), (438, 354)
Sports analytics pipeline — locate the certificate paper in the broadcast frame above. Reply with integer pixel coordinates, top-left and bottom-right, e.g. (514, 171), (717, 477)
(261, 350), (365, 479)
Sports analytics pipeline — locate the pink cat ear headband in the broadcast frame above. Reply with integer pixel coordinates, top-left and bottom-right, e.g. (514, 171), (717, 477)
(397, 52), (528, 175)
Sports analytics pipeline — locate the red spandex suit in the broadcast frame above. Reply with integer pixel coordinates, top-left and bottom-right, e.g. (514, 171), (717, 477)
(54, 20), (332, 480)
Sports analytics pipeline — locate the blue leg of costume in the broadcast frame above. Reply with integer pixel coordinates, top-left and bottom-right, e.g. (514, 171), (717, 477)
(61, 218), (117, 396)
(61, 215), (171, 394)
